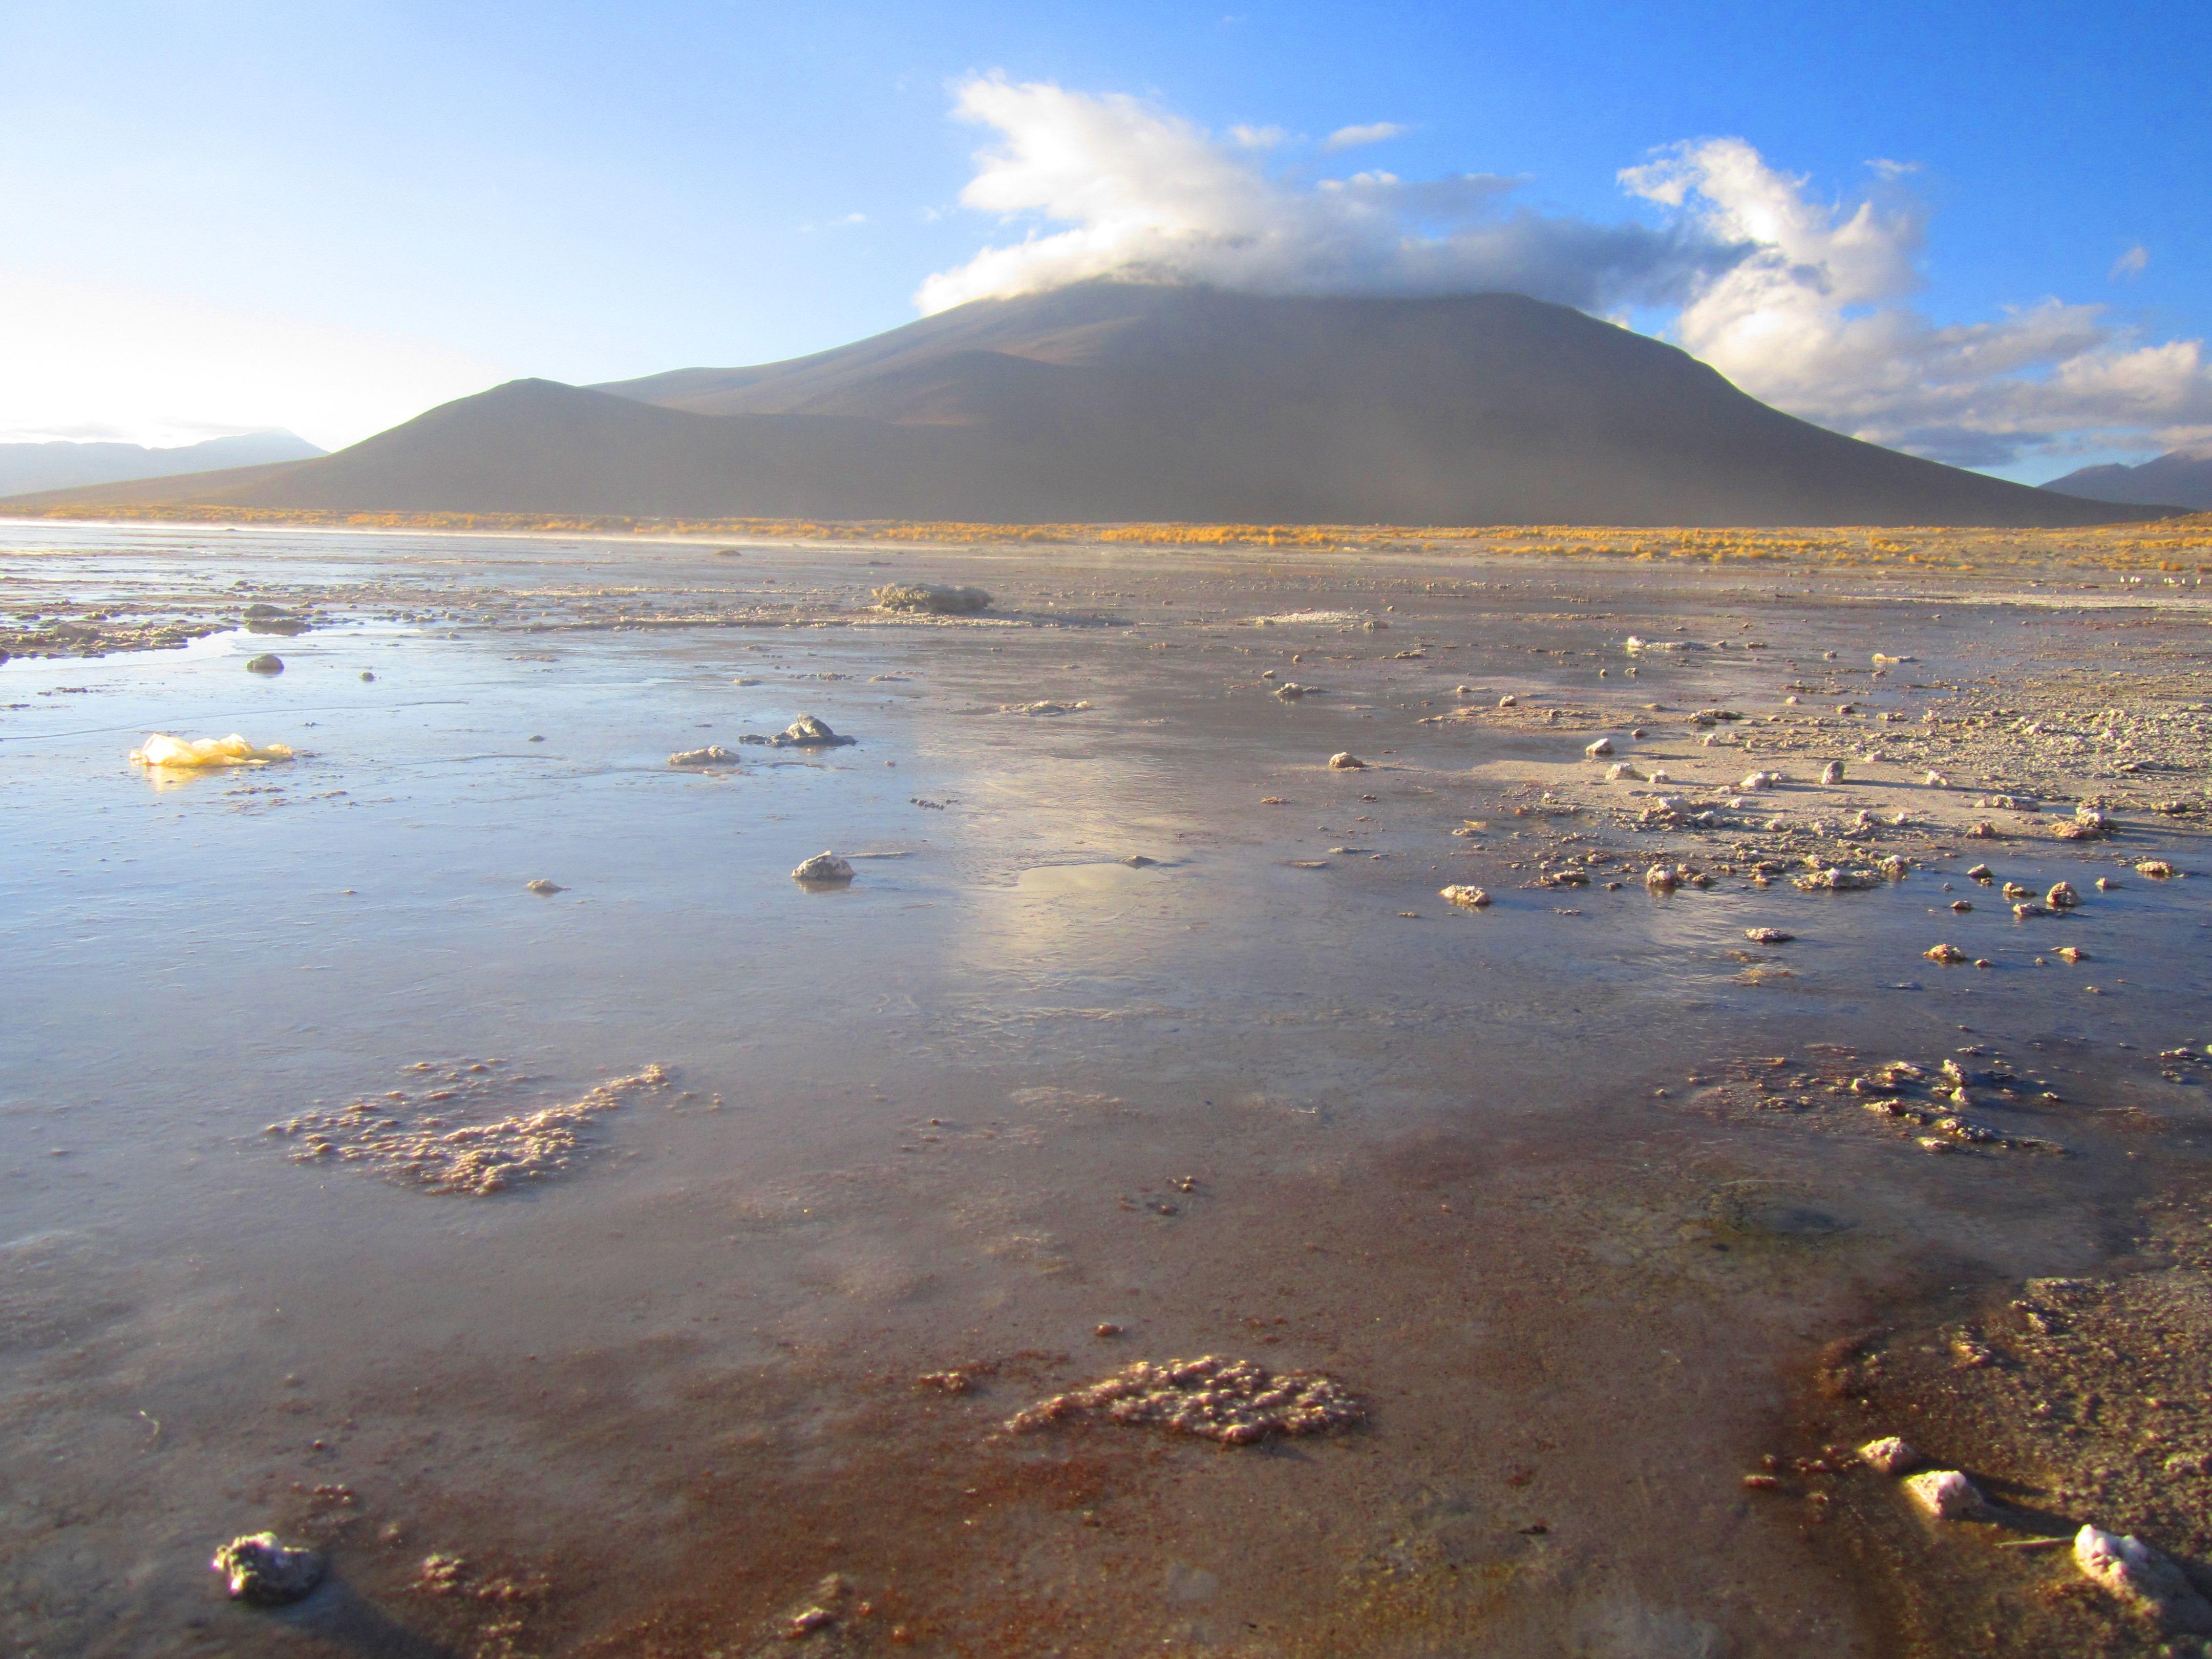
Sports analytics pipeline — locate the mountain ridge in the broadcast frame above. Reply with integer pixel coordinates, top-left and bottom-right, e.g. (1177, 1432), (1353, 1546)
(0, 430), (324, 498)
(5, 285), (2180, 527)
(2045, 445), (2212, 511)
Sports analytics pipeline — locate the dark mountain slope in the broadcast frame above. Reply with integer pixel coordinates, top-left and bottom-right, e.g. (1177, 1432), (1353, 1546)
(10, 284), (2176, 526)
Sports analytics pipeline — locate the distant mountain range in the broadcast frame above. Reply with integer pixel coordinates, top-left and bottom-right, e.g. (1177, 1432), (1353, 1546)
(1, 284), (2181, 527)
(2045, 446), (2212, 511)
(0, 431), (324, 498)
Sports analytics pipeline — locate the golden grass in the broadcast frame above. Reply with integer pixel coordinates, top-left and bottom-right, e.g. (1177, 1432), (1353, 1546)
(5, 504), (2208, 574)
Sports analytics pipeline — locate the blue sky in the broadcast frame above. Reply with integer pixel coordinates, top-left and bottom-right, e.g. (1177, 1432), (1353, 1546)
(3, 0), (2206, 481)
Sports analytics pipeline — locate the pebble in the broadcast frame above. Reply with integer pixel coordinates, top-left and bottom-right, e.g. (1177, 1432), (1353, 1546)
(1439, 884), (1492, 909)
(1925, 943), (1969, 965)
(1739, 771), (1778, 791)
(668, 745), (742, 767)
(792, 852), (855, 884)
(1328, 752), (1365, 770)
(245, 653), (284, 674)
(524, 879), (565, 895)
(1820, 760), (1845, 784)
(1902, 1468), (1982, 1519)
(211, 1533), (325, 1604)
(1585, 737), (1614, 757)
(2137, 860), (2178, 879)
(1745, 928), (1794, 944)
(773, 714), (855, 748)
(1859, 1435), (1920, 1476)
(2047, 882), (2080, 909)
(2074, 1525), (2212, 1633)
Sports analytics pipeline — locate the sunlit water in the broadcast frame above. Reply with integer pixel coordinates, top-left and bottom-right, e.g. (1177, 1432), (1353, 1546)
(3, 522), (2207, 1655)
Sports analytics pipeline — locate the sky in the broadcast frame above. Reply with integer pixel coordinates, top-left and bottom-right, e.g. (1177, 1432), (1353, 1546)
(3, 0), (2207, 482)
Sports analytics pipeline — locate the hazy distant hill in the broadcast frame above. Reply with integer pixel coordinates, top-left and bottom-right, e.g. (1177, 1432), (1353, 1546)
(4, 285), (2177, 526)
(2045, 446), (2212, 511)
(0, 431), (323, 497)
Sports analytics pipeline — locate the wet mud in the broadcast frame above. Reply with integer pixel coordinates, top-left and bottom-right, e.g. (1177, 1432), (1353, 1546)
(3, 519), (2210, 1655)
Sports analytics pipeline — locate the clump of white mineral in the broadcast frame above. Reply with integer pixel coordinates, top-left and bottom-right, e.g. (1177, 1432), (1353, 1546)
(1006, 1355), (1362, 1445)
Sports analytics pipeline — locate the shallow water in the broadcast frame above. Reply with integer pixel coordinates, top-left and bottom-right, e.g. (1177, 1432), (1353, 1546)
(3, 522), (2209, 1655)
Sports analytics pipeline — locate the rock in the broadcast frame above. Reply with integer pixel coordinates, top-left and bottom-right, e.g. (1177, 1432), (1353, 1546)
(212, 1533), (325, 1604)
(1121, 855), (1158, 868)
(2056, 945), (2088, 964)
(1951, 900), (1973, 912)
(1585, 737), (1614, 757)
(1966, 820), (2000, 838)
(792, 853), (855, 885)
(1924, 771), (1950, 788)
(1497, 694), (1517, 708)
(2074, 1525), (2212, 1633)
(1966, 864), (1993, 882)
(1439, 885), (1492, 909)
(1744, 928), (1794, 944)
(1820, 760), (1845, 785)
(525, 879), (565, 895)
(1925, 943), (1969, 965)
(1794, 866), (1881, 891)
(1902, 1468), (1982, 1519)
(1859, 1436), (1920, 1476)
(871, 582), (991, 615)
(1604, 762), (1641, 782)
(2012, 902), (2046, 920)
(1328, 752), (1365, 770)
(245, 653), (284, 674)
(1004, 1354), (1362, 1444)
(772, 714), (854, 748)
(2047, 881), (2081, 909)
(1644, 865), (1679, 894)
(2137, 860), (2178, 879)
(1274, 682), (1310, 699)
(1740, 771), (1778, 791)
(668, 745), (742, 766)
(359, 670), (376, 682)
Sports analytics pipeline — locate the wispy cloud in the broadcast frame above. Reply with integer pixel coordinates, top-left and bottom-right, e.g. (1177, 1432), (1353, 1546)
(918, 81), (2212, 467)
(917, 78), (1733, 317)
(2111, 243), (2150, 281)
(1324, 121), (1408, 151)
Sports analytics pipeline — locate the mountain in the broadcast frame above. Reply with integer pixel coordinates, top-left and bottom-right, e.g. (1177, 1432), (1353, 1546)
(0, 431), (323, 497)
(2045, 446), (2212, 511)
(3, 285), (2176, 526)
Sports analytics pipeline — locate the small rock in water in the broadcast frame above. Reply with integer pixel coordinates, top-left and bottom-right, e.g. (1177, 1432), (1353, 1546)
(668, 745), (742, 767)
(1644, 865), (1680, 894)
(1859, 1436), (1920, 1476)
(2137, 860), (2178, 879)
(1328, 752), (1365, 770)
(2047, 881), (2081, 909)
(245, 653), (284, 674)
(1902, 1468), (1982, 1519)
(791, 852), (855, 885)
(2056, 945), (2088, 964)
(871, 582), (991, 615)
(772, 714), (855, 748)
(525, 879), (565, 895)
(1744, 928), (1794, 944)
(1439, 885), (1492, 909)
(212, 1533), (325, 1604)
(1924, 943), (1969, 965)
(1966, 864), (1993, 882)
(2074, 1525), (2212, 1633)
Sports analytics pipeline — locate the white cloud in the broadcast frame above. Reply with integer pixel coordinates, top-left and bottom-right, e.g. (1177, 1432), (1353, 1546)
(916, 78), (1732, 317)
(0, 268), (507, 451)
(920, 84), (2212, 469)
(1324, 121), (1409, 151)
(1621, 139), (2212, 465)
(2111, 243), (2150, 280)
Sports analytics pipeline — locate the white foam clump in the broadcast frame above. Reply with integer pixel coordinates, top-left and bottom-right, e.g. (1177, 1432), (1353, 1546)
(2075, 1525), (2212, 1632)
(130, 733), (293, 768)
(1247, 611), (1367, 628)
